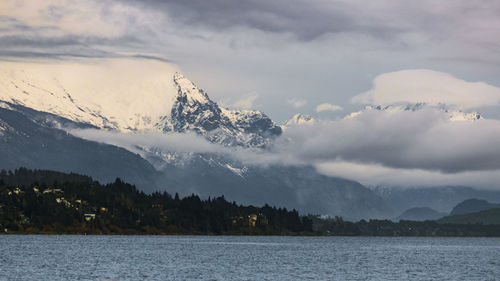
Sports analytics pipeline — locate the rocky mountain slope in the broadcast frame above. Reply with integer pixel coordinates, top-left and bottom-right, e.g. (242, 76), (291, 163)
(0, 102), (161, 190)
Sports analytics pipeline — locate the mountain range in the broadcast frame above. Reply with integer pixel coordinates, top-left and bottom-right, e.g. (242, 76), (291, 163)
(1, 58), (499, 220)
(0, 58), (395, 220)
(449, 199), (500, 216)
(374, 185), (500, 215)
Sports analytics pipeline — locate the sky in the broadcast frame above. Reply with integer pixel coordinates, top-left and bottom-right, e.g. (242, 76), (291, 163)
(2, 0), (500, 188)
(2, 0), (500, 121)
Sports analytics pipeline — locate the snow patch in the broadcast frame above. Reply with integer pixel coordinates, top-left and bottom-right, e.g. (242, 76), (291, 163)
(0, 58), (180, 132)
(344, 104), (482, 122)
(225, 164), (247, 177)
(283, 113), (316, 128)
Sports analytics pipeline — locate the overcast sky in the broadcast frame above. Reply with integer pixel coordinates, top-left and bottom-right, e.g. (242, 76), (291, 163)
(3, 0), (500, 188)
(2, 0), (500, 122)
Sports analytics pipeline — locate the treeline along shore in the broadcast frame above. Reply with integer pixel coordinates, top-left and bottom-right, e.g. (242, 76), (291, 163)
(1, 168), (500, 236)
(0, 168), (313, 235)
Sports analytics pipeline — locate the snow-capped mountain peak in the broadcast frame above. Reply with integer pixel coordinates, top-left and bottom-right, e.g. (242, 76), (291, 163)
(283, 113), (316, 128)
(0, 58), (179, 131)
(344, 103), (482, 122)
(0, 58), (281, 147)
(173, 72), (210, 104)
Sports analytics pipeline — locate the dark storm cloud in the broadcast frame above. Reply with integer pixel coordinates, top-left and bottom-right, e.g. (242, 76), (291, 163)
(0, 34), (140, 59)
(130, 54), (173, 63)
(4, 0), (500, 59)
(0, 50), (113, 60)
(0, 16), (145, 59)
(125, 0), (405, 41)
(0, 1), (162, 60)
(0, 35), (88, 48)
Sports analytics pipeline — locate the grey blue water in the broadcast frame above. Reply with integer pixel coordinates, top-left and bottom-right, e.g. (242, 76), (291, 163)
(1, 235), (499, 280)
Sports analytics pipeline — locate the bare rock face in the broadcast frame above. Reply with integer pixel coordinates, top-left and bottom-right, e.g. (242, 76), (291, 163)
(165, 73), (281, 148)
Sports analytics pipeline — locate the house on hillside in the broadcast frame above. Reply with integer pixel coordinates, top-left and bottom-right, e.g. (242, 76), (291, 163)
(84, 213), (96, 222)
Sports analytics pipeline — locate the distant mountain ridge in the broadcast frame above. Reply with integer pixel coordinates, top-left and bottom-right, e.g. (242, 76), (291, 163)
(449, 199), (500, 216)
(0, 58), (394, 219)
(396, 207), (446, 221)
(439, 208), (500, 225)
(345, 103), (482, 121)
(374, 186), (500, 214)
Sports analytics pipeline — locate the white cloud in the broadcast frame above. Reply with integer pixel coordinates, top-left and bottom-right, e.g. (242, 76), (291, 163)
(70, 106), (500, 188)
(316, 103), (343, 112)
(315, 161), (500, 189)
(352, 69), (500, 109)
(287, 98), (308, 108)
(69, 129), (223, 155)
(231, 94), (259, 109)
(69, 128), (292, 168)
(270, 107), (500, 187)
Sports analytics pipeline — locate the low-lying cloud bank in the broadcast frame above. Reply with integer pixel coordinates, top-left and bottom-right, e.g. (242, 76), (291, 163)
(278, 109), (500, 173)
(70, 105), (500, 189)
(315, 161), (500, 190)
(69, 129), (294, 167)
(278, 108), (500, 188)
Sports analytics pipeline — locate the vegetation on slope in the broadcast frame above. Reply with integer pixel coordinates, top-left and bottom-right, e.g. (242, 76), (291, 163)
(0, 168), (313, 235)
(2, 168), (500, 237)
(438, 208), (500, 225)
(311, 216), (500, 237)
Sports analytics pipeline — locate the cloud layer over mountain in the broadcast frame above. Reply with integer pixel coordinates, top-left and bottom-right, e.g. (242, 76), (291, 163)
(71, 106), (500, 188)
(277, 109), (500, 187)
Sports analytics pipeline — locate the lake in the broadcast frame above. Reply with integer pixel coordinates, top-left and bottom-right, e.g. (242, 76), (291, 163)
(1, 235), (499, 280)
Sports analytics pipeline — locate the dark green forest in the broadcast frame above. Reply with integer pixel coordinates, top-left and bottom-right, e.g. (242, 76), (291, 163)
(311, 216), (500, 237)
(438, 208), (500, 225)
(2, 168), (500, 236)
(0, 168), (313, 235)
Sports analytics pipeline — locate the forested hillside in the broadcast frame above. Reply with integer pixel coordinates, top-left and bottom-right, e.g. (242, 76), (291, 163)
(0, 168), (313, 235)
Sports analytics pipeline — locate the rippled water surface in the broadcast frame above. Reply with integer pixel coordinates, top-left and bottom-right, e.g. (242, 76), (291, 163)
(1, 235), (499, 280)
